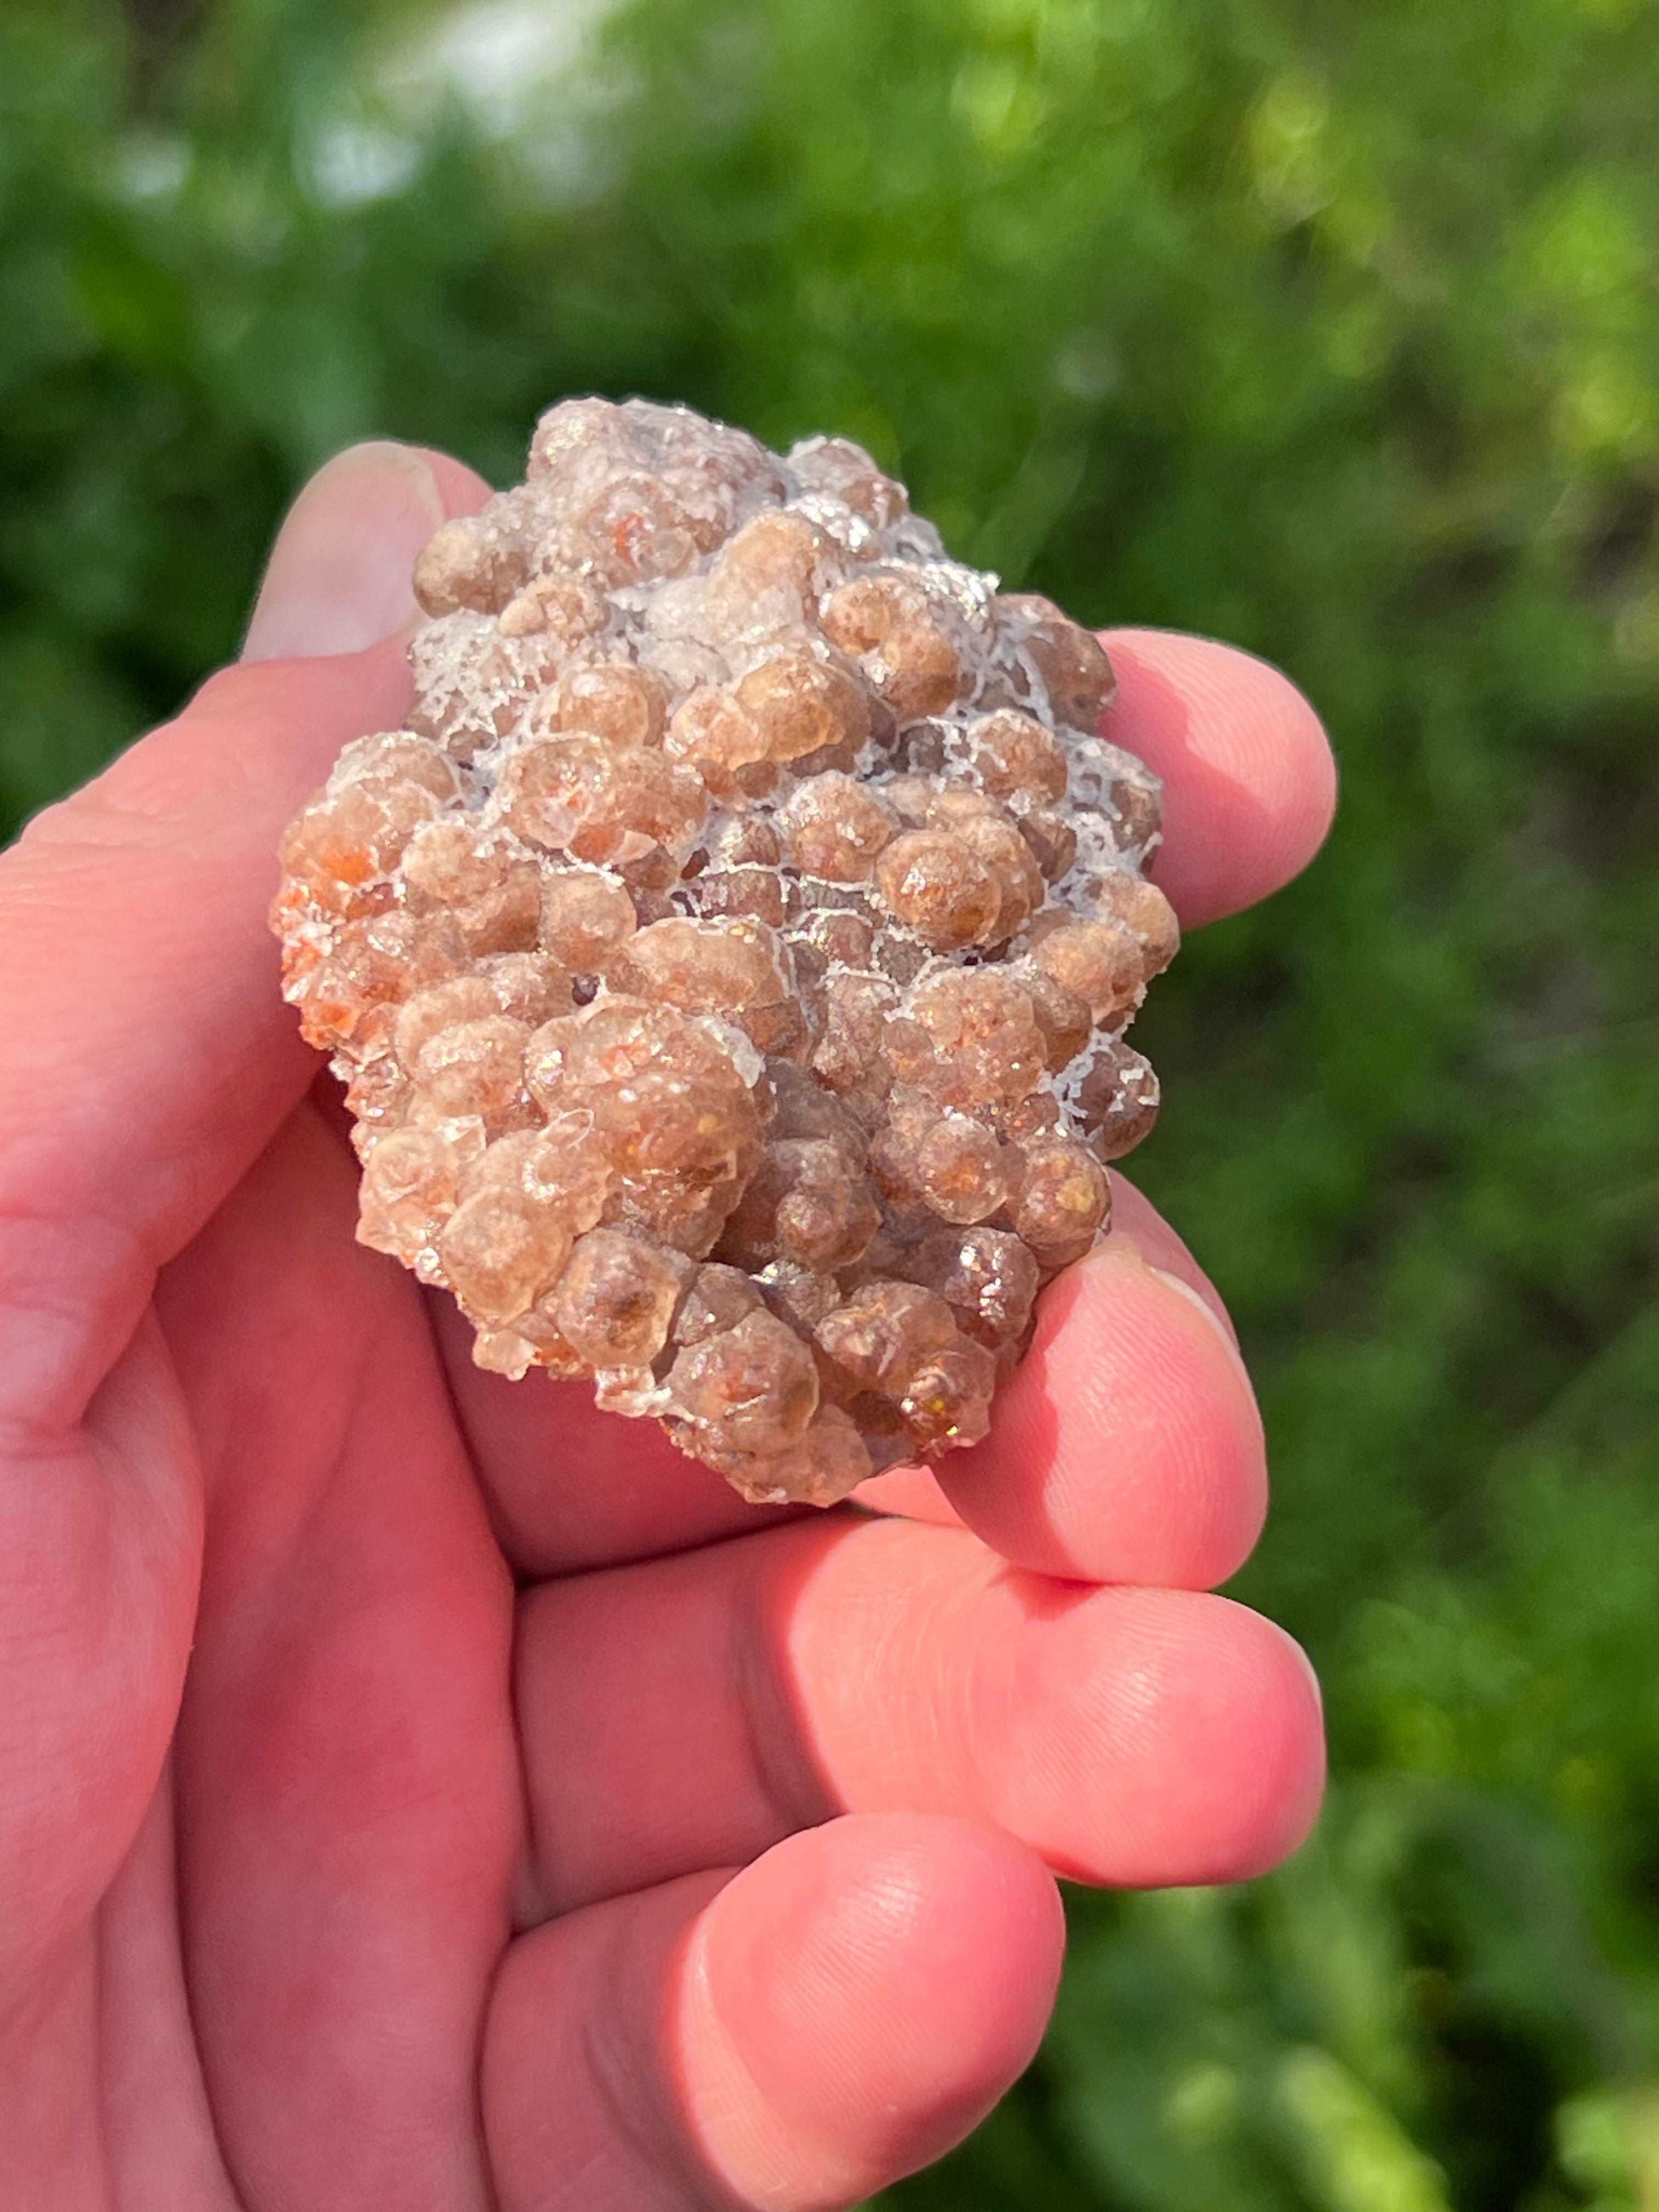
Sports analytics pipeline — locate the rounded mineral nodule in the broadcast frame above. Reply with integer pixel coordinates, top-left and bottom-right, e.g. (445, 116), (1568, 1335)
(273, 396), (1175, 1506)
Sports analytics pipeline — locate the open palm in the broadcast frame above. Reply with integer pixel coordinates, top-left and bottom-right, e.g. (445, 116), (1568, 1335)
(0, 443), (1333, 2210)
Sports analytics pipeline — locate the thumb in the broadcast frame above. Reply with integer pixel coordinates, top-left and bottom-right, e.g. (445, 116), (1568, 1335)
(0, 441), (490, 1441)
(243, 439), (492, 661)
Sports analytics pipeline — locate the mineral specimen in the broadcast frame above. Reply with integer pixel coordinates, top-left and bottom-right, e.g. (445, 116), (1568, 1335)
(272, 398), (1176, 1505)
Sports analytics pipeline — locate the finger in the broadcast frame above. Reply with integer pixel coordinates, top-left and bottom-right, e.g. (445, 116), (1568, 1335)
(858, 1173), (1245, 1551)
(515, 1515), (1325, 1915)
(452, 1182), (1262, 1585)
(484, 1813), (1062, 2212)
(929, 1223), (1264, 1583)
(850, 1463), (964, 1525)
(1104, 1169), (1235, 1337)
(243, 441), (490, 661)
(0, 442), (488, 1437)
(1101, 627), (1337, 927)
(451, 1217), (1262, 1587)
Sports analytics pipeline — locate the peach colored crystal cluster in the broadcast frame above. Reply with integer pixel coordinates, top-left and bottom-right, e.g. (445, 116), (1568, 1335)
(272, 400), (1176, 1505)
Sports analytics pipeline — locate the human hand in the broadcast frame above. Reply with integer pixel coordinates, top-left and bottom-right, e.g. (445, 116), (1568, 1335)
(0, 441), (1334, 2209)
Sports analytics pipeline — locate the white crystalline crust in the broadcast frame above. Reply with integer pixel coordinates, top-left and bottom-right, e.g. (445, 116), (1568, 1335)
(272, 398), (1176, 1506)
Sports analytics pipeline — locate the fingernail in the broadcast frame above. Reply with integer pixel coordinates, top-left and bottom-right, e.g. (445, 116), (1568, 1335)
(242, 441), (447, 662)
(1091, 1232), (1251, 1379)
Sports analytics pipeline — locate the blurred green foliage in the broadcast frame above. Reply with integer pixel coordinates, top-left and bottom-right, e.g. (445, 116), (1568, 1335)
(5, 0), (1659, 2201)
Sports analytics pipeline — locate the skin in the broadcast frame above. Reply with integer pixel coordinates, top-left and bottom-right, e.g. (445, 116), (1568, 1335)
(0, 440), (1338, 2211)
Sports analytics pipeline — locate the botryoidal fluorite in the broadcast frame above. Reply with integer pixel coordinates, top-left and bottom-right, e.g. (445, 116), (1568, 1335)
(272, 399), (1176, 1505)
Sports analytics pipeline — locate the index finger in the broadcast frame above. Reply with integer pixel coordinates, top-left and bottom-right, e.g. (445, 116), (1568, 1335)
(1101, 627), (1338, 927)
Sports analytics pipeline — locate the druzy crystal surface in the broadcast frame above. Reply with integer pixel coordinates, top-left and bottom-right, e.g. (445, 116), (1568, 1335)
(272, 399), (1176, 1505)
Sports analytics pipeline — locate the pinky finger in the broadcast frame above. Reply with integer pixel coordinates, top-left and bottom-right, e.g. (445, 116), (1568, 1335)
(483, 1813), (1063, 2211)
